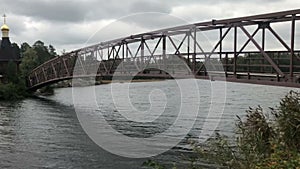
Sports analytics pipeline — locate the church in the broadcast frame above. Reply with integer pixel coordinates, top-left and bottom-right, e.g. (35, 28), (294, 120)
(0, 15), (21, 81)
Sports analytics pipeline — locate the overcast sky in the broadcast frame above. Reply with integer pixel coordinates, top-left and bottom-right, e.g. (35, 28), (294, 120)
(1, 0), (300, 53)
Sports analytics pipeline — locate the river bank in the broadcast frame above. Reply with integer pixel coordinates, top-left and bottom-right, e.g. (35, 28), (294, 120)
(52, 78), (166, 88)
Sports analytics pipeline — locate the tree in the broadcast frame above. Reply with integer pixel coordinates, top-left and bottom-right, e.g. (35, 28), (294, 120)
(11, 43), (21, 59)
(20, 42), (31, 56)
(0, 41), (60, 100)
(33, 40), (45, 48)
(48, 44), (57, 57)
(19, 40), (59, 77)
(32, 40), (56, 64)
(20, 48), (38, 77)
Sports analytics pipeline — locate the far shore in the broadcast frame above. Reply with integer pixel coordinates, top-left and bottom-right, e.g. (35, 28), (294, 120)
(51, 78), (167, 89)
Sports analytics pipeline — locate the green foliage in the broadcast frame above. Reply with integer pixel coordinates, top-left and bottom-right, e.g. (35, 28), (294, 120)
(20, 47), (38, 77)
(143, 160), (177, 169)
(200, 91), (300, 169)
(143, 160), (167, 169)
(0, 82), (27, 100)
(193, 133), (241, 168)
(236, 106), (274, 165)
(0, 40), (59, 100)
(20, 40), (57, 77)
(272, 90), (300, 150)
(48, 44), (58, 57)
(256, 143), (300, 169)
(20, 42), (31, 54)
(32, 40), (57, 64)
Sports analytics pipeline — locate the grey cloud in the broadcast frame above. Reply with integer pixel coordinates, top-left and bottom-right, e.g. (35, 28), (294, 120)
(5, 16), (27, 36)
(2, 0), (288, 23)
(0, 0), (297, 53)
(2, 0), (235, 23)
(3, 0), (131, 22)
(4, 0), (86, 22)
(120, 13), (188, 31)
(129, 1), (171, 13)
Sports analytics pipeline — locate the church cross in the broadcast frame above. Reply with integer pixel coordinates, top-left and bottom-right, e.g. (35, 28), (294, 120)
(3, 14), (6, 24)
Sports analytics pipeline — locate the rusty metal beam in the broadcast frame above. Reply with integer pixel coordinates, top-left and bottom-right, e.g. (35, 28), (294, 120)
(267, 26), (300, 60)
(236, 27), (260, 57)
(262, 27), (266, 50)
(61, 57), (69, 76)
(196, 26), (232, 74)
(290, 14), (296, 80)
(219, 28), (222, 60)
(168, 34), (188, 55)
(162, 35), (166, 70)
(239, 26), (284, 77)
(209, 26), (232, 58)
(51, 62), (58, 78)
(234, 26), (237, 77)
(42, 67), (47, 81)
(144, 37), (163, 68)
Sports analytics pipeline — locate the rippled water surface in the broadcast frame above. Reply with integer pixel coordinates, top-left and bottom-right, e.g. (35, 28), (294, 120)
(0, 80), (298, 168)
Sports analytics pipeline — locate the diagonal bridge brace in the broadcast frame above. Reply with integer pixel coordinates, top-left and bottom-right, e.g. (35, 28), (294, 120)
(267, 26), (300, 60)
(239, 26), (285, 78)
(196, 26), (233, 74)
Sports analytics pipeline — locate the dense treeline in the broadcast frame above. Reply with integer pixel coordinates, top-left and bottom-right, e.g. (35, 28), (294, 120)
(223, 53), (300, 73)
(0, 40), (58, 100)
(20, 40), (58, 77)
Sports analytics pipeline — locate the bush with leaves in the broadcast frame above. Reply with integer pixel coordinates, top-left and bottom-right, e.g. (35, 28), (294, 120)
(198, 91), (300, 169)
(0, 82), (27, 100)
(272, 90), (300, 150)
(256, 143), (300, 169)
(235, 106), (275, 168)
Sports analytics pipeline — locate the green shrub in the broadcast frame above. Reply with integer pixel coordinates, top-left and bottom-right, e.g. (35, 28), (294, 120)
(236, 106), (275, 167)
(143, 160), (167, 169)
(203, 91), (300, 169)
(143, 160), (177, 169)
(272, 90), (300, 151)
(0, 82), (28, 100)
(256, 143), (300, 169)
(193, 133), (242, 169)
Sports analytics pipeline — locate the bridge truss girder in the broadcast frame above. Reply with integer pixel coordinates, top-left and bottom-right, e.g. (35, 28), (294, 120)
(28, 9), (300, 90)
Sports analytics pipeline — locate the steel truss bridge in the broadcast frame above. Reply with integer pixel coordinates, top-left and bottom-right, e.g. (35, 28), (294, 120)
(28, 9), (300, 90)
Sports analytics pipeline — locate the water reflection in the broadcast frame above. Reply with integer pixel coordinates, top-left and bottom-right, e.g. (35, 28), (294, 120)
(0, 97), (146, 169)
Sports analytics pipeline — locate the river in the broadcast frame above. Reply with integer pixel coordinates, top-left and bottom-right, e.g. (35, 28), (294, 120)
(0, 79), (298, 169)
